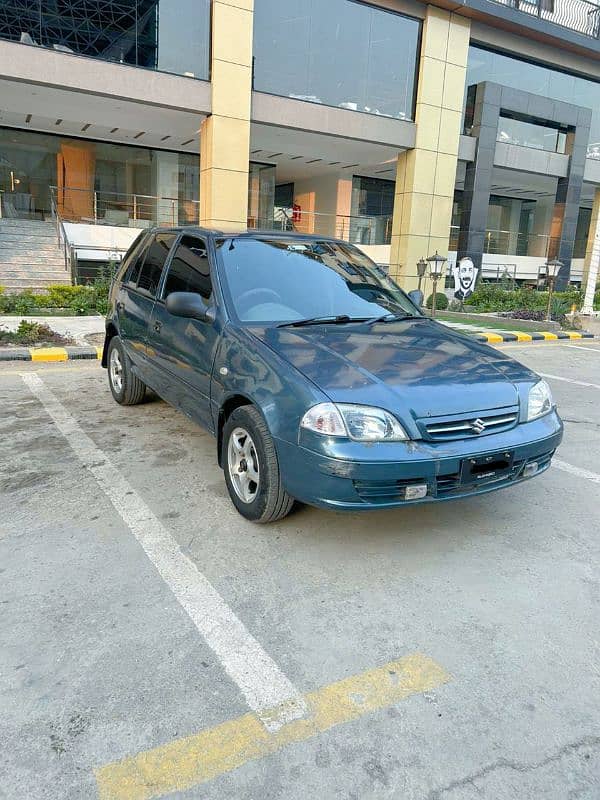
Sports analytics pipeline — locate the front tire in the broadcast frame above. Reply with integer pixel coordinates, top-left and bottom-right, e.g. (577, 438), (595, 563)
(107, 336), (146, 405)
(223, 406), (294, 523)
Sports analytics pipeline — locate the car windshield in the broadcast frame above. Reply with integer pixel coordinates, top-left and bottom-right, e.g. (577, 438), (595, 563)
(216, 237), (422, 324)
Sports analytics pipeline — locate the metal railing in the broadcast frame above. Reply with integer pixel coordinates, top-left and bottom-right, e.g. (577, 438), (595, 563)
(49, 186), (200, 228)
(49, 189), (74, 276)
(249, 208), (393, 245)
(449, 226), (589, 259)
(486, 0), (600, 38)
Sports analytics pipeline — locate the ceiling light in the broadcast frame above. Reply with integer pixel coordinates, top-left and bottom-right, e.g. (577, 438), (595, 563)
(180, 138), (194, 146)
(55, 119), (62, 125)
(134, 131), (145, 139)
(81, 123), (91, 131)
(110, 127), (119, 133)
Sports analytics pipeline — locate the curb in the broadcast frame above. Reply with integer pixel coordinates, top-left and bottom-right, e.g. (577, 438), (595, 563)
(0, 346), (103, 362)
(474, 331), (595, 344)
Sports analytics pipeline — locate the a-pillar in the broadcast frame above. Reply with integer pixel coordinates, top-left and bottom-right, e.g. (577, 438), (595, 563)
(199, 0), (253, 230)
(389, 7), (470, 291)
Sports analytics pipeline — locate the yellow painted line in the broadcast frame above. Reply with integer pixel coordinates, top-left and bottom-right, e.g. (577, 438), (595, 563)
(565, 332), (582, 339)
(96, 346), (103, 359)
(539, 332), (558, 341)
(95, 653), (449, 800)
(29, 347), (68, 362)
(484, 333), (504, 343)
(515, 332), (533, 342)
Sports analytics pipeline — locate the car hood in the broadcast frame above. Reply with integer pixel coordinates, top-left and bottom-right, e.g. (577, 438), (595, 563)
(253, 319), (538, 419)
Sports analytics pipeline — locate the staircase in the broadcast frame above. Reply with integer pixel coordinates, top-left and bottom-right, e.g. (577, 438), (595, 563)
(0, 219), (71, 293)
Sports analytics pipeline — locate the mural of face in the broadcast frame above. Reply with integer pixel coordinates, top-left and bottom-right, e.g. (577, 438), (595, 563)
(452, 258), (478, 299)
(459, 260), (475, 291)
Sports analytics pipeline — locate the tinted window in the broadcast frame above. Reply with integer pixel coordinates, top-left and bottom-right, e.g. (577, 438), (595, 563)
(123, 234), (151, 285)
(217, 237), (420, 323)
(136, 233), (177, 296)
(163, 236), (211, 301)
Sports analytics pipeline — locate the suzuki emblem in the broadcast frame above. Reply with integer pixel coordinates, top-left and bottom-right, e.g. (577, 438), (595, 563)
(470, 418), (486, 434)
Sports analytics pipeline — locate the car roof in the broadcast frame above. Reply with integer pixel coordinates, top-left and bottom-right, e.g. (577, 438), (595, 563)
(146, 225), (342, 242)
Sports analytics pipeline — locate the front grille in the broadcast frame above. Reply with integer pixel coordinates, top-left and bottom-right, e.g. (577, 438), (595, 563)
(421, 408), (519, 441)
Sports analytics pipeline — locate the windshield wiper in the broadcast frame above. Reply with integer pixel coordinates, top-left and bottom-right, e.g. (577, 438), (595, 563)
(277, 315), (370, 328)
(367, 313), (426, 324)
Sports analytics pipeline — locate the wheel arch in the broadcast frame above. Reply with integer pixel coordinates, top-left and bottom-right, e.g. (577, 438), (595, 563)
(216, 394), (255, 468)
(102, 322), (119, 368)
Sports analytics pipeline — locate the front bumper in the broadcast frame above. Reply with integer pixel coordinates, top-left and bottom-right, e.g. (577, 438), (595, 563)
(275, 411), (563, 510)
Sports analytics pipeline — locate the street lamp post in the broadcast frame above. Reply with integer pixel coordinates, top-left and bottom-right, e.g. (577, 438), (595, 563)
(426, 251), (447, 318)
(544, 258), (563, 322)
(416, 257), (427, 295)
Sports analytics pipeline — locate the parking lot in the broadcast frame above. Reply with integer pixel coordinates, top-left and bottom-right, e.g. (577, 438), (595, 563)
(2, 341), (600, 800)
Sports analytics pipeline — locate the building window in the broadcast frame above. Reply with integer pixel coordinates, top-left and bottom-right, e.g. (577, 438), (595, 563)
(350, 176), (394, 244)
(497, 116), (568, 153)
(465, 45), (600, 158)
(0, 1), (210, 80)
(253, 0), (421, 121)
(0, 127), (199, 224)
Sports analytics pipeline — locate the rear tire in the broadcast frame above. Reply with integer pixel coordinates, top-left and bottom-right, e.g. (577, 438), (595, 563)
(107, 336), (146, 405)
(223, 405), (294, 523)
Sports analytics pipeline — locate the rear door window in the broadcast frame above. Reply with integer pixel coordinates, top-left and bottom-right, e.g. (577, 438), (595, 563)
(135, 233), (177, 297)
(122, 234), (151, 286)
(162, 235), (211, 303)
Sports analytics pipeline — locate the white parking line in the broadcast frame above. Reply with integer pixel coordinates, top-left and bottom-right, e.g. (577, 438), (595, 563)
(21, 372), (306, 732)
(539, 373), (600, 390)
(552, 458), (600, 485)
(561, 344), (600, 352)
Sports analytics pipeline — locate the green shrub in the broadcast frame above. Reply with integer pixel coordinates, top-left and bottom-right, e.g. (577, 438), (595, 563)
(426, 292), (449, 310)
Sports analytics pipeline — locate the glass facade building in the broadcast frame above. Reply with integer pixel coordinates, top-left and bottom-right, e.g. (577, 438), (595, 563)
(465, 45), (600, 157)
(0, 0), (210, 80)
(0, 128), (200, 225)
(253, 0), (421, 120)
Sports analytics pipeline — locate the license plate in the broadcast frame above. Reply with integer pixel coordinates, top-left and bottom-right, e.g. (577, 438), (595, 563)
(461, 451), (514, 484)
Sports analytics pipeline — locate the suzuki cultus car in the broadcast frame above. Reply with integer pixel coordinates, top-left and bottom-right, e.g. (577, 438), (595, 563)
(102, 228), (562, 523)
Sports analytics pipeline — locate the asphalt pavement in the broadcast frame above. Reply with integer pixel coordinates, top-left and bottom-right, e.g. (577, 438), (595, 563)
(1, 342), (599, 800)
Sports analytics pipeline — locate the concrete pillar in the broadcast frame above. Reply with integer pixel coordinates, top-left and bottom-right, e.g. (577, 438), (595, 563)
(582, 187), (600, 314)
(389, 7), (470, 291)
(199, 0), (253, 230)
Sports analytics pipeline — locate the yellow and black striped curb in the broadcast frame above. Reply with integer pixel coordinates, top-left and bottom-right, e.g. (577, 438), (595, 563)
(0, 346), (103, 362)
(474, 331), (594, 344)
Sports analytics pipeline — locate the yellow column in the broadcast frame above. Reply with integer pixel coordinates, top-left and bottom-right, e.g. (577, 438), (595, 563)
(390, 7), (470, 290)
(582, 187), (600, 288)
(199, 0), (253, 230)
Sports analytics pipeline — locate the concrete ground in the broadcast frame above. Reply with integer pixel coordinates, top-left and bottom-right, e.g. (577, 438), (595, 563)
(1, 342), (599, 800)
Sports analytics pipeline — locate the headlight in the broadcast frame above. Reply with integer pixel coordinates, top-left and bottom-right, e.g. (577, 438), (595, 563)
(527, 379), (553, 421)
(301, 402), (408, 441)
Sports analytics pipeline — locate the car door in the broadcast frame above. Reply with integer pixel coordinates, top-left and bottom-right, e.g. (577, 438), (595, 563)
(147, 233), (219, 432)
(117, 231), (177, 383)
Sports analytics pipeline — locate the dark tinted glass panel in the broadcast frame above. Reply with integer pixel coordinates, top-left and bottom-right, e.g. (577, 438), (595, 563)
(163, 236), (211, 300)
(253, 0), (420, 121)
(136, 233), (177, 295)
(465, 46), (600, 158)
(124, 235), (151, 284)
(0, 1), (210, 80)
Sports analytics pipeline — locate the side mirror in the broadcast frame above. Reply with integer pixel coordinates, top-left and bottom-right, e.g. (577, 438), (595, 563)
(407, 289), (424, 308)
(166, 291), (210, 321)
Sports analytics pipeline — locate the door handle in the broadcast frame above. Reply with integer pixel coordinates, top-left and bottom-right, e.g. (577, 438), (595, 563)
(154, 320), (162, 333)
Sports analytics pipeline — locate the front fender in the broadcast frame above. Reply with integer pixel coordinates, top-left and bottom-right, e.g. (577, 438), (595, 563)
(210, 326), (327, 444)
